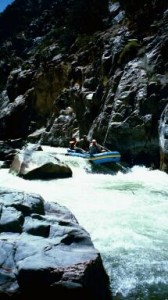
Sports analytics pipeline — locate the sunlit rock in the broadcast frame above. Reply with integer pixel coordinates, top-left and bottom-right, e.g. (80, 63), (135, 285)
(10, 145), (72, 179)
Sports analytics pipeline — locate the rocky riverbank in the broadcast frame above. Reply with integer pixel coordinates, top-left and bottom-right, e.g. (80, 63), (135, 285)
(0, 187), (111, 299)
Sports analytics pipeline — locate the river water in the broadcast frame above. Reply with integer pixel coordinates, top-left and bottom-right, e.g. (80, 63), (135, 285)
(0, 146), (168, 299)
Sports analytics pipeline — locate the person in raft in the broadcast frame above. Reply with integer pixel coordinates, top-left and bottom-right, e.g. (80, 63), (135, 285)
(89, 139), (105, 155)
(77, 135), (90, 152)
(69, 137), (85, 153)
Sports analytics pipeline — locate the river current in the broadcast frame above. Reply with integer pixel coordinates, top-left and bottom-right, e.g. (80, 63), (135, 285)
(0, 146), (168, 299)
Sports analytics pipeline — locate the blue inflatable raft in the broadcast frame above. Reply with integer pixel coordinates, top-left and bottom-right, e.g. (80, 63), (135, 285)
(67, 149), (121, 165)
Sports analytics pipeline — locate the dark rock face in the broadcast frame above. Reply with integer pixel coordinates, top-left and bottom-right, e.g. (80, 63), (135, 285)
(0, 188), (111, 299)
(159, 104), (168, 172)
(0, 141), (16, 161)
(0, 1), (168, 170)
(0, 139), (24, 168)
(0, 89), (36, 140)
(119, 0), (168, 29)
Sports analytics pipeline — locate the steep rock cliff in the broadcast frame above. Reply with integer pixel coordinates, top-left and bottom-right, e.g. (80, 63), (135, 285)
(0, 0), (168, 170)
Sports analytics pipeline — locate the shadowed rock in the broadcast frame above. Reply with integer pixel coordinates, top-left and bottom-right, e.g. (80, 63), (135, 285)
(159, 104), (168, 172)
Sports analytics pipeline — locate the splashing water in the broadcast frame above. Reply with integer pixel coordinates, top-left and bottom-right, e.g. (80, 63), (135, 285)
(0, 146), (168, 299)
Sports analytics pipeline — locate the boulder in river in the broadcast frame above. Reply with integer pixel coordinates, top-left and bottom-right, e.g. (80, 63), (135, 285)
(9, 145), (72, 179)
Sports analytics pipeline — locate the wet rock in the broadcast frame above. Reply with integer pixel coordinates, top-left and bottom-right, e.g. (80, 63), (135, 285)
(0, 188), (111, 299)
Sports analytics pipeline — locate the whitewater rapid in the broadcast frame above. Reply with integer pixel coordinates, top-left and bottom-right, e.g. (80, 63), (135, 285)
(0, 146), (168, 299)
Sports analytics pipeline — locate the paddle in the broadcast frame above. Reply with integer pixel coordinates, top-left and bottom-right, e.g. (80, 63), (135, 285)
(96, 142), (110, 152)
(99, 144), (110, 152)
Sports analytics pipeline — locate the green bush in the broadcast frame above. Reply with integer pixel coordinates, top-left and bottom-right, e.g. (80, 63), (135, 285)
(118, 40), (140, 65)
